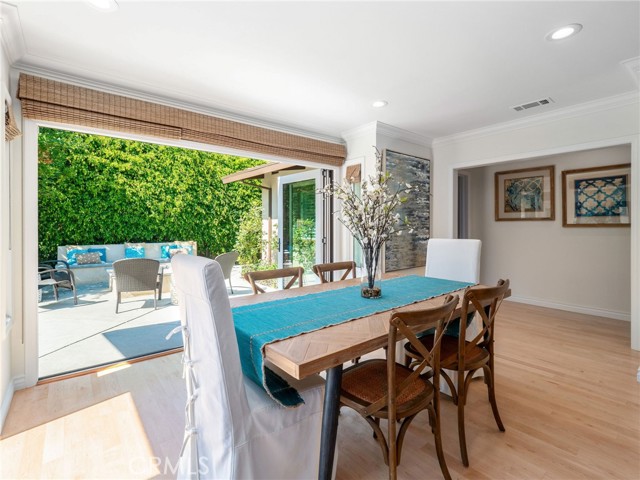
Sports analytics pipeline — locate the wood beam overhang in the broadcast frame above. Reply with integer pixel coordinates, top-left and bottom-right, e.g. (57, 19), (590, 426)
(222, 162), (304, 184)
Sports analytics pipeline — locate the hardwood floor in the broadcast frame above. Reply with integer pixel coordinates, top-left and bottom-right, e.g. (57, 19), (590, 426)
(1, 301), (639, 479)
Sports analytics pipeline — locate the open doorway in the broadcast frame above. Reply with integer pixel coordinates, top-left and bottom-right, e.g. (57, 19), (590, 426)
(36, 126), (263, 379)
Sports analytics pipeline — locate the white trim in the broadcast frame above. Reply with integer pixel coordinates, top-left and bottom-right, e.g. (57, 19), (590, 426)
(277, 170), (324, 273)
(341, 121), (432, 147)
(622, 57), (640, 87)
(448, 135), (638, 170)
(0, 3), (26, 66)
(507, 296), (631, 323)
(12, 374), (25, 390)
(0, 376), (15, 433)
(376, 122), (433, 146)
(434, 91), (640, 147)
(341, 121), (378, 143)
(12, 65), (345, 145)
(22, 120), (38, 387)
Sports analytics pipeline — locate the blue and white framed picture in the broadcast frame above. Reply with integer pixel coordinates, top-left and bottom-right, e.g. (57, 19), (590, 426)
(562, 163), (631, 227)
(495, 165), (555, 221)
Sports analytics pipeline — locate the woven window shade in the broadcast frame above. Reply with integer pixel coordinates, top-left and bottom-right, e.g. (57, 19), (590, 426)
(5, 101), (21, 141)
(18, 74), (346, 166)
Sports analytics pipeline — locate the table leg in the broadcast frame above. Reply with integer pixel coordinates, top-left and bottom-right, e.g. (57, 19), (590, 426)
(318, 364), (343, 480)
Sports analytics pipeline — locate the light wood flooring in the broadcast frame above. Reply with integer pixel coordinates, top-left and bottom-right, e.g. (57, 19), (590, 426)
(1, 301), (639, 479)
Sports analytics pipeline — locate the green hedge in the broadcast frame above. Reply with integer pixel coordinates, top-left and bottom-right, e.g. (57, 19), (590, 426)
(38, 127), (264, 261)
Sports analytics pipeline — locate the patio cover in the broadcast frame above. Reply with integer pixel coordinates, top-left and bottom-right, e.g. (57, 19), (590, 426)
(221, 162), (304, 184)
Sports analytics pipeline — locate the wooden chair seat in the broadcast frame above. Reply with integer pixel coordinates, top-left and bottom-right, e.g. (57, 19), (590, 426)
(341, 359), (434, 416)
(406, 335), (490, 370)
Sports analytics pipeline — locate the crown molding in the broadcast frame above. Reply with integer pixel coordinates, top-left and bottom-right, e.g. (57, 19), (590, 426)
(433, 90), (640, 147)
(376, 121), (432, 147)
(341, 120), (432, 147)
(10, 63), (345, 145)
(0, 2), (26, 66)
(622, 57), (640, 87)
(341, 121), (378, 142)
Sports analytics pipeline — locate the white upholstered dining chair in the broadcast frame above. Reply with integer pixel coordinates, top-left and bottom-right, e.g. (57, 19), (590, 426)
(425, 238), (481, 283)
(422, 238), (483, 392)
(171, 254), (328, 479)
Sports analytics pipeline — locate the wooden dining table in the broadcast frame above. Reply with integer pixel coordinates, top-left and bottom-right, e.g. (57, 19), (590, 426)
(229, 267), (503, 480)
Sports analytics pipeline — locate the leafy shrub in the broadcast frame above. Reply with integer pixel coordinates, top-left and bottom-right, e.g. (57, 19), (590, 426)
(38, 127), (264, 261)
(292, 218), (315, 272)
(235, 204), (278, 276)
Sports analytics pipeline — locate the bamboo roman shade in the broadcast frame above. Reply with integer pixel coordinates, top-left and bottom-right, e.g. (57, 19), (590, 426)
(5, 101), (21, 141)
(18, 74), (346, 166)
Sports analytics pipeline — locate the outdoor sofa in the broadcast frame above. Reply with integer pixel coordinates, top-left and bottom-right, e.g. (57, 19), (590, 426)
(56, 241), (197, 285)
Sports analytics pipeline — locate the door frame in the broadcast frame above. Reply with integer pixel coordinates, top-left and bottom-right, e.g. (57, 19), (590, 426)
(277, 170), (324, 270)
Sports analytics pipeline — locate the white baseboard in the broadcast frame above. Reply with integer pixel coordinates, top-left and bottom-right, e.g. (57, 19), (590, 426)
(0, 377), (15, 434)
(507, 296), (631, 322)
(12, 374), (26, 390)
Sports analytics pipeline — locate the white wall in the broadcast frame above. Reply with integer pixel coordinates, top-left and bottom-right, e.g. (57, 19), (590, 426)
(467, 145), (631, 319)
(0, 42), (14, 432)
(339, 122), (432, 266)
(432, 95), (640, 349)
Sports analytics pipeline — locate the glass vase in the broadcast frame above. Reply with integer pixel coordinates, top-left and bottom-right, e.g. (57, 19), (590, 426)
(360, 248), (382, 299)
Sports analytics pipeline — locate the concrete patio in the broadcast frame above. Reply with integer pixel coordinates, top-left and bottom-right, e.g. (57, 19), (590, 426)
(38, 265), (254, 379)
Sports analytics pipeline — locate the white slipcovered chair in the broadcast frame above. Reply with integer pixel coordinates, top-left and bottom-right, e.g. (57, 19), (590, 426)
(423, 238), (483, 392)
(425, 238), (481, 283)
(171, 254), (327, 479)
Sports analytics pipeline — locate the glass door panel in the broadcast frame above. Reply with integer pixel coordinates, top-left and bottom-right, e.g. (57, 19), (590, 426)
(278, 171), (323, 286)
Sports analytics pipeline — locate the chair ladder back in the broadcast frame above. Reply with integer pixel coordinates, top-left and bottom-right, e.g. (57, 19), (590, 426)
(244, 267), (304, 294)
(283, 269), (303, 289)
(461, 280), (510, 353)
(386, 295), (459, 408)
(312, 261), (356, 283)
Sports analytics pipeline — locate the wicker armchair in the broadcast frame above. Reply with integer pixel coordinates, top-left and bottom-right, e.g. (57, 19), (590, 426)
(38, 260), (77, 305)
(214, 251), (239, 293)
(112, 258), (163, 313)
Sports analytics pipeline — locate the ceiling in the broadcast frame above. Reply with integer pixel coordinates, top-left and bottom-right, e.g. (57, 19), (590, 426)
(2, 1), (639, 142)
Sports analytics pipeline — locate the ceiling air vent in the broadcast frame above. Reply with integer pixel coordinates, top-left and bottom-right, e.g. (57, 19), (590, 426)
(511, 97), (554, 112)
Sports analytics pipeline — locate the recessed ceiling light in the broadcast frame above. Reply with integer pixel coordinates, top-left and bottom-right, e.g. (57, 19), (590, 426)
(86, 0), (119, 12)
(546, 23), (582, 41)
(372, 100), (388, 108)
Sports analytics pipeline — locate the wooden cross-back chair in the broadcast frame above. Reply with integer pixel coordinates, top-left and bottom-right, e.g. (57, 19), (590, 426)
(339, 295), (459, 480)
(244, 267), (304, 294)
(404, 279), (510, 467)
(312, 261), (357, 283)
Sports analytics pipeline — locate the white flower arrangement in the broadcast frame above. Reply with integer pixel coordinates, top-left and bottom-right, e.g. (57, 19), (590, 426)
(319, 148), (417, 296)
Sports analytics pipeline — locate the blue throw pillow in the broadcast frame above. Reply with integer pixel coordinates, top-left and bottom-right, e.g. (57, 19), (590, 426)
(125, 246), (146, 259)
(88, 247), (107, 263)
(161, 244), (177, 259)
(66, 248), (89, 265)
(181, 244), (194, 255)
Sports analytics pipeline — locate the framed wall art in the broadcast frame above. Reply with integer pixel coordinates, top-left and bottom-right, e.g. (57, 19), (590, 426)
(383, 150), (431, 271)
(495, 165), (555, 221)
(562, 163), (630, 227)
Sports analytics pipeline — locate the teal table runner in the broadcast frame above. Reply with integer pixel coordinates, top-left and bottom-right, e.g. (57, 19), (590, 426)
(232, 275), (473, 407)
